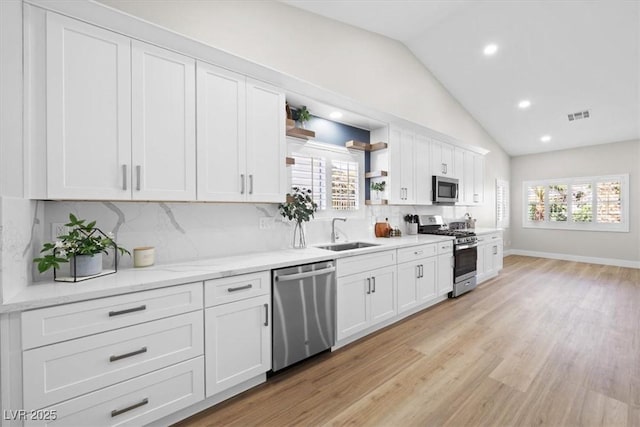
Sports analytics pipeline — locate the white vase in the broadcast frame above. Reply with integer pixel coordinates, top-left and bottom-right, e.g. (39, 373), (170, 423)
(70, 253), (103, 277)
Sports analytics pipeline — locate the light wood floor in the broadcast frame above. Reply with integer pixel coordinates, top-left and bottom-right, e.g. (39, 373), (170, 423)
(177, 256), (640, 427)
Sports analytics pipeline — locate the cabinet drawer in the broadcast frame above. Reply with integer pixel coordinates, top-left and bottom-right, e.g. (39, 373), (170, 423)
(26, 358), (204, 427)
(477, 231), (502, 244)
(22, 283), (203, 350)
(204, 271), (269, 307)
(437, 240), (454, 254)
(397, 244), (437, 264)
(337, 250), (395, 278)
(23, 311), (203, 410)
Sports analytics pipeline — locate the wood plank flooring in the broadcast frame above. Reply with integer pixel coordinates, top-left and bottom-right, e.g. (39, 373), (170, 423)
(176, 256), (640, 427)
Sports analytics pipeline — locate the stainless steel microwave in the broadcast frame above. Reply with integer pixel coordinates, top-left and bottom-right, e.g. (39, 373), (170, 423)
(432, 175), (459, 203)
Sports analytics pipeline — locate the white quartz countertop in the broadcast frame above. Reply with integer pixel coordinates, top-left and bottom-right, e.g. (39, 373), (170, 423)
(473, 228), (504, 236)
(1, 234), (451, 313)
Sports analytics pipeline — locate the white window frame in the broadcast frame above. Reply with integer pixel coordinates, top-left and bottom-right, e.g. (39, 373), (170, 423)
(522, 174), (629, 232)
(287, 138), (365, 219)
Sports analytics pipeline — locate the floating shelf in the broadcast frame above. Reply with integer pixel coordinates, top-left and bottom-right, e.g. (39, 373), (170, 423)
(286, 127), (315, 140)
(285, 157), (295, 166)
(345, 140), (388, 151)
(365, 199), (389, 206)
(365, 170), (388, 179)
(286, 119), (296, 130)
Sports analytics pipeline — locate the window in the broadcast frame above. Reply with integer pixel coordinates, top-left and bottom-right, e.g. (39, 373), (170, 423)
(523, 174), (629, 232)
(496, 179), (510, 228)
(288, 140), (364, 216)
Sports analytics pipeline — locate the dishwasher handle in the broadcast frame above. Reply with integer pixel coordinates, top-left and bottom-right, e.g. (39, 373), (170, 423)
(274, 265), (335, 282)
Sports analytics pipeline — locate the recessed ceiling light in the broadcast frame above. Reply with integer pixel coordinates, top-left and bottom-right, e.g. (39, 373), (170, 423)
(518, 100), (531, 109)
(329, 111), (343, 119)
(483, 44), (498, 56)
(540, 135), (552, 143)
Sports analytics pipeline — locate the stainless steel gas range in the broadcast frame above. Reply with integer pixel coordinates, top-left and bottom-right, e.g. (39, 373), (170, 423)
(417, 215), (478, 297)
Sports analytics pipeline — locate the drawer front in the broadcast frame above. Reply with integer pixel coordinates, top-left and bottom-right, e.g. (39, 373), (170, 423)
(25, 357), (204, 427)
(477, 232), (502, 244)
(204, 271), (269, 307)
(437, 240), (454, 255)
(23, 311), (204, 410)
(22, 283), (203, 350)
(337, 250), (395, 278)
(397, 244), (437, 264)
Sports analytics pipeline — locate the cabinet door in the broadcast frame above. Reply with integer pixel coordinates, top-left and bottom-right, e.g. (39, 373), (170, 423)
(417, 257), (437, 303)
(46, 12), (131, 199)
(245, 79), (286, 203)
(414, 134), (432, 204)
(441, 143), (454, 176)
(495, 240), (504, 271)
(483, 243), (495, 278)
(196, 62), (246, 202)
(437, 253), (453, 296)
(463, 151), (475, 204)
(399, 131), (416, 204)
(388, 127), (403, 204)
(132, 41), (196, 201)
(336, 272), (369, 341)
(205, 295), (270, 397)
(397, 262), (419, 313)
(473, 154), (485, 204)
(476, 242), (486, 281)
(370, 266), (396, 325)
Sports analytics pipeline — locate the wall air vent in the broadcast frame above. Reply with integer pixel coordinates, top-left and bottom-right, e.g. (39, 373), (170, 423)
(567, 110), (590, 122)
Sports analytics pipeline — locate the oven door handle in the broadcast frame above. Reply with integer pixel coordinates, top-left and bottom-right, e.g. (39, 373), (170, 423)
(455, 243), (478, 250)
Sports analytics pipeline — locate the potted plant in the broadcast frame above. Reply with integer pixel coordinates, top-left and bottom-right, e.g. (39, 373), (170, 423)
(294, 105), (311, 128)
(278, 187), (318, 249)
(371, 181), (386, 200)
(34, 214), (130, 277)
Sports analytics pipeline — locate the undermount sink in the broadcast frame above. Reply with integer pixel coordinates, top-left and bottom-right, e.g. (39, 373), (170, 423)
(316, 241), (380, 251)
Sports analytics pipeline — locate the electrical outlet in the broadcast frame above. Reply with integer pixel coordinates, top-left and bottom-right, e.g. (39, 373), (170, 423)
(259, 217), (275, 230)
(51, 223), (69, 240)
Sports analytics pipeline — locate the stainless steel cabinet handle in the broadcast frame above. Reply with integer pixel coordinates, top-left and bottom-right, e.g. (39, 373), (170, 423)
(275, 266), (336, 282)
(228, 284), (252, 292)
(264, 303), (269, 326)
(109, 305), (146, 317)
(492, 236), (498, 239)
(110, 346), (147, 362)
(240, 174), (245, 194)
(111, 398), (149, 417)
(442, 163), (446, 174)
(419, 264), (424, 278)
(414, 250), (423, 255)
(122, 165), (127, 191)
(136, 165), (141, 191)
(493, 245), (498, 255)
(372, 276), (376, 293)
(249, 174), (254, 195)
(366, 277), (371, 294)
(416, 265), (420, 279)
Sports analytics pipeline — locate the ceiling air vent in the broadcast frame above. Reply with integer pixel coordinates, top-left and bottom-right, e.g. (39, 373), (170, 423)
(567, 110), (590, 122)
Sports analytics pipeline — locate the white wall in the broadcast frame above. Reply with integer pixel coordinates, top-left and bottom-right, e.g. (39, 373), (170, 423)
(510, 139), (640, 264)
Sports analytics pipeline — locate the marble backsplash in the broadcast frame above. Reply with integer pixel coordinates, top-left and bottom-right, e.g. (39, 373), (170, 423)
(28, 200), (478, 283)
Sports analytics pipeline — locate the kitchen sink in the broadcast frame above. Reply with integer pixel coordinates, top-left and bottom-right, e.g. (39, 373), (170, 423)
(316, 241), (380, 251)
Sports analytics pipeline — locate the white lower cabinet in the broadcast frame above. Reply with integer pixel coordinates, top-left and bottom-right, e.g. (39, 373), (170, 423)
(203, 271), (271, 398)
(397, 244), (438, 313)
(477, 232), (503, 283)
(204, 294), (271, 397)
(26, 358), (204, 427)
(336, 251), (396, 342)
(436, 241), (454, 296)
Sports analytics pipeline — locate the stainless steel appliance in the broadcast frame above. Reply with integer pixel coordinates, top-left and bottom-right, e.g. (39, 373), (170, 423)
(418, 215), (478, 297)
(432, 175), (459, 204)
(272, 261), (336, 372)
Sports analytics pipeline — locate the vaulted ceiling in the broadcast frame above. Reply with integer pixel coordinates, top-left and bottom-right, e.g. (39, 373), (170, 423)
(282, 1), (640, 156)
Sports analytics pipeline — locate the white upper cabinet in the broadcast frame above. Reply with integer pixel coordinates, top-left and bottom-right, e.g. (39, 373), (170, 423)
(46, 13), (132, 199)
(431, 140), (455, 177)
(388, 127), (415, 204)
(197, 72), (285, 203)
(196, 63), (247, 202)
(414, 134), (432, 205)
(132, 41), (196, 201)
(245, 79), (286, 203)
(463, 150), (485, 205)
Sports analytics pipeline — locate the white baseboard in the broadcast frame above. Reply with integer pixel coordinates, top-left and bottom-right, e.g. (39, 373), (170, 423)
(506, 249), (640, 269)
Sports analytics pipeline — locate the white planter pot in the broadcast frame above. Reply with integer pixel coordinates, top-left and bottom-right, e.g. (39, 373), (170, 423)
(70, 253), (102, 277)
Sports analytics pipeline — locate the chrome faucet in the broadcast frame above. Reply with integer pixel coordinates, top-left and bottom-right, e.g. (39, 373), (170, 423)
(331, 217), (347, 243)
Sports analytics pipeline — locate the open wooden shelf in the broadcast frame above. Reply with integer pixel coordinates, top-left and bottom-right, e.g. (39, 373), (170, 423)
(286, 157), (295, 166)
(365, 199), (389, 206)
(345, 140), (388, 151)
(286, 127), (315, 140)
(286, 119), (296, 130)
(365, 170), (388, 179)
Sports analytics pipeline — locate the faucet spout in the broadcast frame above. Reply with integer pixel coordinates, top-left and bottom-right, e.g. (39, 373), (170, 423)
(331, 217), (347, 243)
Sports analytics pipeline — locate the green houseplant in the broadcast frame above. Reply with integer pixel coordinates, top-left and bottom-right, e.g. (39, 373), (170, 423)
(34, 214), (130, 277)
(294, 105), (311, 128)
(371, 180), (386, 200)
(278, 187), (318, 248)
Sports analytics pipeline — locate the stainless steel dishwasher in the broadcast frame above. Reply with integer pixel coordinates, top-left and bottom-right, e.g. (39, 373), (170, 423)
(272, 261), (336, 372)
